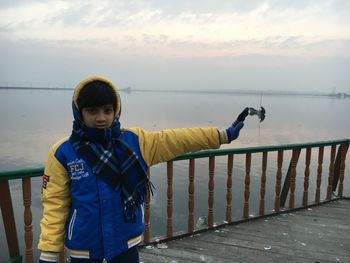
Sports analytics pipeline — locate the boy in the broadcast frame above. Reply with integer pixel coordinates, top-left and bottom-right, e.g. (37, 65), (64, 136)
(38, 76), (244, 263)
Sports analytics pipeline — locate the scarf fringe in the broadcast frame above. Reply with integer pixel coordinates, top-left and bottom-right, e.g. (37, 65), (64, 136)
(123, 179), (155, 221)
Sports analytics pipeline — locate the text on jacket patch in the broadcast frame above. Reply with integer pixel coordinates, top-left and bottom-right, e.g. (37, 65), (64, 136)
(68, 159), (89, 180)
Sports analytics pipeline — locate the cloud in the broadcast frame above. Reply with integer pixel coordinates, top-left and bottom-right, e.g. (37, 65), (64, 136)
(2, 0), (349, 32)
(143, 0), (333, 14)
(0, 0), (349, 91)
(145, 0), (262, 14)
(279, 36), (303, 49)
(0, 0), (333, 14)
(0, 0), (47, 8)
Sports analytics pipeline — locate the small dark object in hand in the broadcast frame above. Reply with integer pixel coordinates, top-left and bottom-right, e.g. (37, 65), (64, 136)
(233, 107), (266, 125)
(249, 106), (266, 122)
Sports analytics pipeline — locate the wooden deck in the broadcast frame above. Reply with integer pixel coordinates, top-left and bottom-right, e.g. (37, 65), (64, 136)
(139, 199), (350, 263)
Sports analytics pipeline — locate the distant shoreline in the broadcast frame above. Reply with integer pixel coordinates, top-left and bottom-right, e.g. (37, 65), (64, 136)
(130, 88), (350, 98)
(0, 86), (349, 98)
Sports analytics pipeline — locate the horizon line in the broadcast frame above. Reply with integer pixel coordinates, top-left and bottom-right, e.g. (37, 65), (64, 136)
(0, 86), (349, 98)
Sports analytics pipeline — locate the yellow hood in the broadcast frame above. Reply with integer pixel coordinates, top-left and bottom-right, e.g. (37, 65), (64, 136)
(73, 76), (121, 119)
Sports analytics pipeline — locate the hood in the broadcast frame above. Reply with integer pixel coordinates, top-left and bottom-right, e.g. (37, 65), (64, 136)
(73, 75), (121, 119)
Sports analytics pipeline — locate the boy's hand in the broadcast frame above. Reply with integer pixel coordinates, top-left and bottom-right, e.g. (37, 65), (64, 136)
(226, 121), (244, 143)
(218, 108), (247, 144)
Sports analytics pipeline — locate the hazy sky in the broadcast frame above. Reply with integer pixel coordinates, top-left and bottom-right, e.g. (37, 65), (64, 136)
(1, 0), (349, 92)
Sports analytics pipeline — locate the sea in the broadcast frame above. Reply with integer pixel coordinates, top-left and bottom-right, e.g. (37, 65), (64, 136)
(0, 88), (349, 260)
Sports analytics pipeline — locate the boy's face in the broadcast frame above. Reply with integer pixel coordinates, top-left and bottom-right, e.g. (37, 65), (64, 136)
(81, 104), (115, 129)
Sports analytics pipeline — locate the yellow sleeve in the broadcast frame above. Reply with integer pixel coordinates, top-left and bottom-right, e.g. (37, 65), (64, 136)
(128, 127), (220, 166)
(38, 138), (71, 252)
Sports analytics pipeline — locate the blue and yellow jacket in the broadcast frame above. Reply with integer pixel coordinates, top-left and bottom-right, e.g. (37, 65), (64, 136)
(38, 76), (226, 261)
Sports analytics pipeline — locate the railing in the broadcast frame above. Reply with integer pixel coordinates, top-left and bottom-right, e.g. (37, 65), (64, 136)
(0, 139), (349, 263)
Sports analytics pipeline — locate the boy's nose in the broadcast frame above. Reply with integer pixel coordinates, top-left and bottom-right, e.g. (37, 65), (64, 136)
(96, 111), (106, 121)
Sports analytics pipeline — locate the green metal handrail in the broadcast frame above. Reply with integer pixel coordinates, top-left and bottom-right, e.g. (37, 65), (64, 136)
(174, 138), (350, 160)
(0, 167), (44, 181)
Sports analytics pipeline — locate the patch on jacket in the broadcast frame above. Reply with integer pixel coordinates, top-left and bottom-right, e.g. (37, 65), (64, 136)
(68, 158), (89, 180)
(42, 174), (50, 189)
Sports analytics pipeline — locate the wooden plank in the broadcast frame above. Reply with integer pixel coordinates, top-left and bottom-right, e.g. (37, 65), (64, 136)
(195, 226), (349, 258)
(141, 249), (197, 263)
(223, 217), (350, 244)
(169, 237), (346, 263)
(142, 237), (339, 263)
(139, 199), (350, 263)
(217, 226), (350, 247)
(142, 245), (233, 263)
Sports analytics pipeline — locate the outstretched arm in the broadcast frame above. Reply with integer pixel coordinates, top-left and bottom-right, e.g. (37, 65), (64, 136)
(130, 127), (220, 166)
(130, 122), (243, 167)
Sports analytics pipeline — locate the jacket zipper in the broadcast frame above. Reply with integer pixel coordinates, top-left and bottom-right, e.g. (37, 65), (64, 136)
(68, 209), (77, 240)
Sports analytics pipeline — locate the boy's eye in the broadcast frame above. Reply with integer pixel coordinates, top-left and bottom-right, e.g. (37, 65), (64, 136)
(104, 107), (114, 114)
(87, 108), (97, 113)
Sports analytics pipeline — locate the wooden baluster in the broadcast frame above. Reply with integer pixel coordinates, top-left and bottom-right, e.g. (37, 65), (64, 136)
(166, 161), (173, 238)
(59, 250), (67, 263)
(22, 178), (34, 263)
(207, 156), (215, 227)
(243, 153), (251, 219)
(332, 144), (349, 191)
(289, 149), (300, 209)
(315, 146), (324, 203)
(338, 144), (349, 197)
(302, 148), (311, 206)
(0, 180), (20, 259)
(143, 170), (151, 244)
(226, 154), (234, 222)
(274, 150), (283, 212)
(259, 152), (267, 216)
(188, 159), (195, 233)
(326, 145), (336, 200)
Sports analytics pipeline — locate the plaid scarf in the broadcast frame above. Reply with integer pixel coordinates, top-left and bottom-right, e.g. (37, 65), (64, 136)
(69, 102), (153, 221)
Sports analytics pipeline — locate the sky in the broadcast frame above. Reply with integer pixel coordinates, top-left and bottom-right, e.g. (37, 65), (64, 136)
(0, 0), (349, 92)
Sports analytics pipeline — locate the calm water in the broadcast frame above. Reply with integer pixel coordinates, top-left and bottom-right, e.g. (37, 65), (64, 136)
(0, 89), (349, 260)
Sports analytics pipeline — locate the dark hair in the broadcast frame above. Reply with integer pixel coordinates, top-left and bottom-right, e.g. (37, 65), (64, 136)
(77, 80), (117, 111)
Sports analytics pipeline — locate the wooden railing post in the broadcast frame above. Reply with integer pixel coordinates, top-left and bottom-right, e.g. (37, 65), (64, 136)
(338, 144), (349, 197)
(289, 149), (301, 209)
(315, 146), (324, 203)
(0, 180), (20, 259)
(243, 153), (251, 219)
(259, 152), (267, 216)
(188, 159), (195, 233)
(332, 143), (349, 191)
(207, 156), (215, 227)
(166, 161), (173, 238)
(22, 178), (34, 263)
(143, 170), (151, 244)
(281, 149), (301, 207)
(59, 251), (66, 263)
(226, 154), (234, 222)
(302, 148), (311, 206)
(326, 145), (336, 200)
(274, 150), (283, 212)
